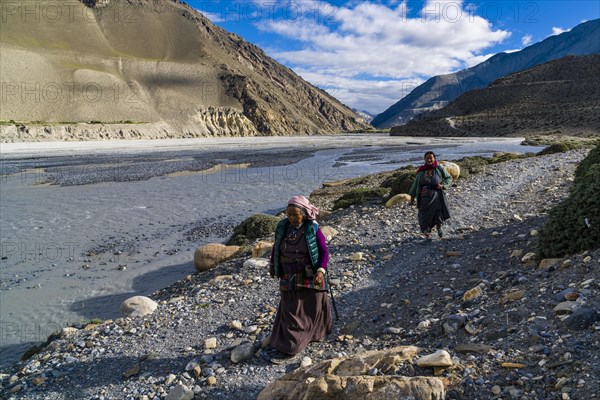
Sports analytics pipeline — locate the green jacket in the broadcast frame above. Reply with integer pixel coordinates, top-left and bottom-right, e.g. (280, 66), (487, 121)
(272, 219), (319, 278)
(409, 165), (452, 204)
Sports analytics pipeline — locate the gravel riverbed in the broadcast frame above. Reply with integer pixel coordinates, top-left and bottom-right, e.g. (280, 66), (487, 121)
(1, 149), (598, 400)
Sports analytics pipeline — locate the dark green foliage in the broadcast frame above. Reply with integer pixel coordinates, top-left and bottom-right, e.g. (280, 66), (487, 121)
(455, 156), (489, 178)
(226, 213), (280, 246)
(380, 167), (416, 198)
(537, 142), (577, 155)
(538, 145), (600, 258)
(333, 187), (388, 210)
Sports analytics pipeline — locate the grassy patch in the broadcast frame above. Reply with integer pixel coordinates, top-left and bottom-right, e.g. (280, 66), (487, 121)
(455, 153), (533, 179)
(538, 144), (600, 258)
(332, 187), (388, 210)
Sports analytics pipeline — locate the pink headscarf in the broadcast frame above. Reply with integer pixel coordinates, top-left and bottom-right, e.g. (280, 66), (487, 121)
(288, 195), (319, 220)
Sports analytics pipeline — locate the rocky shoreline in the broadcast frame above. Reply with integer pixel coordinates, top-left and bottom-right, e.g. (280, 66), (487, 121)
(1, 149), (598, 400)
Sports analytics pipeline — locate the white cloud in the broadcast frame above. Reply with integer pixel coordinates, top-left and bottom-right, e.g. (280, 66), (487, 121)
(295, 68), (423, 114)
(195, 8), (223, 22)
(552, 27), (569, 35)
(522, 34), (533, 46)
(256, 1), (510, 113)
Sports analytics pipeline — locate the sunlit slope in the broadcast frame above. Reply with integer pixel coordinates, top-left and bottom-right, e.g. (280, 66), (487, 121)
(0, 0), (367, 138)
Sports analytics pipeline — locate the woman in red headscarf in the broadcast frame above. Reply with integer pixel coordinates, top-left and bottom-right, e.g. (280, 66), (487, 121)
(266, 195), (332, 363)
(409, 151), (453, 240)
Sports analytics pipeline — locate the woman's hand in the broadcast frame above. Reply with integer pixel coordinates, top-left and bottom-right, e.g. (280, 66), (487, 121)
(314, 271), (324, 286)
(436, 183), (443, 190)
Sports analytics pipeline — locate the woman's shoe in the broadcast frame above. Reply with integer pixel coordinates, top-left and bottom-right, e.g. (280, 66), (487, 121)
(268, 350), (298, 364)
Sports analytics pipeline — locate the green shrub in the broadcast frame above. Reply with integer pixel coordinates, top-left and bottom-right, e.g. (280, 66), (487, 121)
(537, 142), (576, 155)
(226, 213), (280, 246)
(332, 187), (388, 210)
(538, 145), (600, 258)
(455, 156), (489, 178)
(380, 166), (416, 197)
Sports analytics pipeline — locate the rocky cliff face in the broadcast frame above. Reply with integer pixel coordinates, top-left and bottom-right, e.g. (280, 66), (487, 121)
(372, 19), (600, 128)
(389, 55), (600, 138)
(0, 0), (369, 141)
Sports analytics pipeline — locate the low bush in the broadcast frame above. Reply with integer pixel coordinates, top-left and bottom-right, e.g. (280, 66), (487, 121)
(538, 145), (600, 258)
(226, 213), (280, 246)
(379, 166), (416, 198)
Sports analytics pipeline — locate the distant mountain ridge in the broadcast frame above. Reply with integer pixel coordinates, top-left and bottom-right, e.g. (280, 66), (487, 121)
(0, 0), (369, 141)
(351, 109), (375, 123)
(389, 54), (600, 138)
(372, 19), (600, 128)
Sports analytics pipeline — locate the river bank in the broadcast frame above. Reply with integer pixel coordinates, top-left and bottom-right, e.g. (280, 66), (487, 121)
(1, 145), (598, 399)
(0, 136), (545, 371)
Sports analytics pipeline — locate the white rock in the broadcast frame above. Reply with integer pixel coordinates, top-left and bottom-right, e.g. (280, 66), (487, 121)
(243, 258), (270, 268)
(119, 296), (158, 318)
(204, 337), (217, 349)
(320, 226), (339, 242)
(415, 350), (453, 367)
(61, 327), (79, 337)
(385, 194), (411, 208)
(300, 356), (312, 368)
(231, 320), (243, 330)
(417, 320), (431, 331)
(521, 253), (537, 263)
(349, 252), (364, 261)
(165, 374), (176, 385)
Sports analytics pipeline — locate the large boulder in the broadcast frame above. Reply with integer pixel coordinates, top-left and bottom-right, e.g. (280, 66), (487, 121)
(257, 346), (445, 400)
(120, 296), (158, 318)
(194, 243), (240, 272)
(439, 161), (460, 180)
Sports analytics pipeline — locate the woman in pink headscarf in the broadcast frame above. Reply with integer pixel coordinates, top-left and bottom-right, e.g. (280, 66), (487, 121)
(266, 195), (332, 363)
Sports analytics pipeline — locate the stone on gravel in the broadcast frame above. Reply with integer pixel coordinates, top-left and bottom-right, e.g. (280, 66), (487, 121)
(415, 350), (453, 368)
(252, 241), (273, 258)
(165, 384), (194, 400)
(385, 193), (411, 208)
(243, 258), (269, 268)
(120, 296), (158, 318)
(230, 342), (255, 364)
(194, 243), (240, 271)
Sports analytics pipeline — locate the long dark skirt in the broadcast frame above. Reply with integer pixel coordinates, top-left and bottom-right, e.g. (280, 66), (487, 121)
(269, 289), (332, 355)
(418, 189), (450, 233)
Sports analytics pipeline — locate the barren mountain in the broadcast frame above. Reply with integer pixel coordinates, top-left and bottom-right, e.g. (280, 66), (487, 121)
(390, 55), (600, 138)
(0, 0), (369, 141)
(372, 19), (600, 128)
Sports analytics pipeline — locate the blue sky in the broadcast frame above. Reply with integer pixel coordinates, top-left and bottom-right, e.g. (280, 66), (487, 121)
(187, 0), (599, 114)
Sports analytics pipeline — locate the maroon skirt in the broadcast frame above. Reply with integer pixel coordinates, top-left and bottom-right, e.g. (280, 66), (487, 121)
(269, 289), (333, 355)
